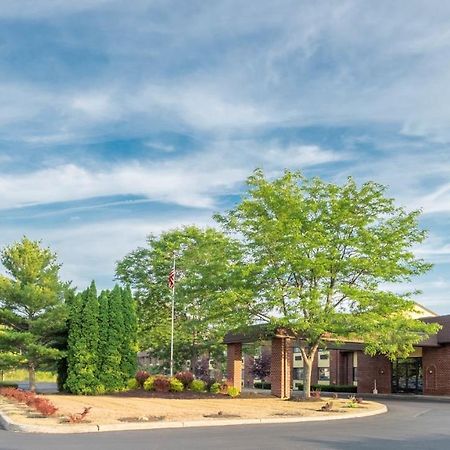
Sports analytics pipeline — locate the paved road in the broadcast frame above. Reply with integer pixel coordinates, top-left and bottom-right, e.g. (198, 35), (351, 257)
(1, 399), (450, 450)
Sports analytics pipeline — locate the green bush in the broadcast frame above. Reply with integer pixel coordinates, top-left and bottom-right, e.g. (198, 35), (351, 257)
(143, 376), (155, 391)
(227, 387), (240, 398)
(190, 379), (206, 392)
(127, 378), (140, 390)
(169, 377), (184, 393)
(294, 383), (357, 393)
(0, 382), (19, 388)
(209, 382), (221, 394)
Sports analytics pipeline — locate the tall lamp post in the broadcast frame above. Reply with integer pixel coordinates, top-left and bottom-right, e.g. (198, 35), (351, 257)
(168, 252), (176, 377)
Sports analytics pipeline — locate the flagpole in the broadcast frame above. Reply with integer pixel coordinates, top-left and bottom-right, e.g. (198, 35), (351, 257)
(170, 252), (176, 377)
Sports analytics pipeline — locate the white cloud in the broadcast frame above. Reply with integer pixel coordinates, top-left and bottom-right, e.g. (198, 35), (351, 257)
(0, 214), (215, 290)
(0, 143), (342, 210)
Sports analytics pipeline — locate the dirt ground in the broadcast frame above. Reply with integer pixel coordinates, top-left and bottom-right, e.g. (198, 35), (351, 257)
(0, 391), (383, 427)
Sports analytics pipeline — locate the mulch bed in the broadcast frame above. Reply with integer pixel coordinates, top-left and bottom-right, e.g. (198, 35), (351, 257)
(203, 412), (240, 418)
(112, 389), (261, 400)
(118, 415), (165, 423)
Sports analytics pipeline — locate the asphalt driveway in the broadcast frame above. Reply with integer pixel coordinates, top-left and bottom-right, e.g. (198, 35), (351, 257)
(1, 398), (449, 449)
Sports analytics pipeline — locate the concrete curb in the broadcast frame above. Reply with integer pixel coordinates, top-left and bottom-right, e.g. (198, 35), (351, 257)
(0, 404), (388, 434)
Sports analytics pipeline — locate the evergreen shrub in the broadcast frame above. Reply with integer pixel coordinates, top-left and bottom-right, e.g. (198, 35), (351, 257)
(169, 377), (184, 392)
(143, 376), (155, 391)
(127, 378), (140, 390)
(209, 382), (221, 394)
(227, 387), (240, 398)
(190, 379), (206, 392)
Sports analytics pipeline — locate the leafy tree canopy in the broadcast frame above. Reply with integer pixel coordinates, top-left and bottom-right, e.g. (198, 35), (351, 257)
(216, 169), (440, 397)
(116, 225), (248, 371)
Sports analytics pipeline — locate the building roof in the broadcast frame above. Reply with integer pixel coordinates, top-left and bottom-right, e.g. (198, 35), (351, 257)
(421, 314), (450, 345)
(224, 314), (450, 348)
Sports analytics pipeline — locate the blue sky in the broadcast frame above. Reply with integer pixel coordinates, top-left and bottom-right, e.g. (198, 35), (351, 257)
(1, 1), (450, 312)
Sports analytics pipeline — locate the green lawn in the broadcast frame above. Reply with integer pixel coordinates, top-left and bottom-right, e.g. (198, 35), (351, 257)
(0, 369), (56, 383)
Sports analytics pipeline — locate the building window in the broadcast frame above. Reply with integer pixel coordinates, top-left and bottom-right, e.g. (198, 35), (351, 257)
(294, 355), (302, 361)
(292, 347), (300, 353)
(318, 368), (330, 381)
(293, 368), (304, 380)
(352, 367), (357, 382)
(319, 351), (329, 360)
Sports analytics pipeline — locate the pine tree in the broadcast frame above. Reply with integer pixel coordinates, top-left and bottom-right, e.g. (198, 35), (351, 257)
(97, 290), (110, 389)
(0, 237), (67, 391)
(99, 286), (125, 391)
(120, 286), (138, 381)
(65, 282), (101, 394)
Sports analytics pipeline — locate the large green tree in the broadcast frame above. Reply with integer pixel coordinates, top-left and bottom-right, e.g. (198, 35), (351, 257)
(116, 226), (247, 372)
(0, 237), (68, 391)
(216, 170), (440, 398)
(65, 282), (102, 394)
(120, 286), (138, 380)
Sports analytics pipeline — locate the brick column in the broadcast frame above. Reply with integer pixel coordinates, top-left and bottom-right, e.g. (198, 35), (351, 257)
(271, 337), (292, 398)
(356, 351), (392, 394)
(226, 343), (242, 391)
(423, 345), (450, 395)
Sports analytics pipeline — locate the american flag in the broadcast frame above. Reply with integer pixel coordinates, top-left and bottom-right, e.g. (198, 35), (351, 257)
(168, 268), (175, 289)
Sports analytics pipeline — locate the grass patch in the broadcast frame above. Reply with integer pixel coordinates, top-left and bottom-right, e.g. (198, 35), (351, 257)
(1, 369), (57, 383)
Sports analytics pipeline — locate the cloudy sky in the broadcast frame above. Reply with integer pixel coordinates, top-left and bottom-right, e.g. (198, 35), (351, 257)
(0, 1), (449, 312)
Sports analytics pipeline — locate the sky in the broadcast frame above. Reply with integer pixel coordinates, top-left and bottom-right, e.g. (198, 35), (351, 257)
(0, 1), (450, 313)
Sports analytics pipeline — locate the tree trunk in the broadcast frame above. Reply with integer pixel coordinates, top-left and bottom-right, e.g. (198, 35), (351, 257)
(301, 344), (319, 399)
(28, 363), (36, 392)
(303, 357), (313, 399)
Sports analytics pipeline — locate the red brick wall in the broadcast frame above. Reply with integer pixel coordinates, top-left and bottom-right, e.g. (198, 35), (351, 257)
(423, 345), (450, 395)
(226, 343), (242, 391)
(357, 352), (392, 394)
(271, 337), (292, 398)
(330, 351), (354, 386)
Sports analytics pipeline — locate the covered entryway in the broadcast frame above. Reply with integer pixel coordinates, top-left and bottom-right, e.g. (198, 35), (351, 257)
(224, 325), (295, 398)
(392, 357), (423, 394)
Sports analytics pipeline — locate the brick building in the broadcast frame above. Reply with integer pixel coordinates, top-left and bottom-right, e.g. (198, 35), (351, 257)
(224, 310), (450, 397)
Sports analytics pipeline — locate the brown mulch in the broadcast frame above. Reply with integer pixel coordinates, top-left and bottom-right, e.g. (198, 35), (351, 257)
(112, 389), (261, 400)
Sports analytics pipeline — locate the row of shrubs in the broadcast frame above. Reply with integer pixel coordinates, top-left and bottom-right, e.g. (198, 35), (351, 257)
(131, 370), (240, 397)
(0, 387), (58, 416)
(295, 384), (357, 393)
(253, 382), (357, 393)
(0, 382), (19, 388)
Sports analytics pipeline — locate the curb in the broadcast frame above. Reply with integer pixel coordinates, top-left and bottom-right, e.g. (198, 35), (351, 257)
(306, 392), (450, 404)
(0, 404), (388, 434)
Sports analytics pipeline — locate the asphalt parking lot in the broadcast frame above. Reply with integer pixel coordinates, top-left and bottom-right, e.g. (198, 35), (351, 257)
(1, 398), (450, 449)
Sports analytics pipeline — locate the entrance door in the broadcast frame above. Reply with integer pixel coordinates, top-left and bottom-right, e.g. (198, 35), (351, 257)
(392, 358), (423, 393)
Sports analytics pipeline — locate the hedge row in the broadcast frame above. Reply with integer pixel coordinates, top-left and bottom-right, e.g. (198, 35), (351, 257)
(0, 382), (19, 388)
(254, 382), (357, 393)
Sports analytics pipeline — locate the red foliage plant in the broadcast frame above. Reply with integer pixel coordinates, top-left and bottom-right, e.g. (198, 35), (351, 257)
(135, 370), (151, 388)
(32, 398), (58, 416)
(0, 388), (58, 416)
(153, 376), (170, 393)
(174, 371), (194, 389)
(68, 407), (92, 423)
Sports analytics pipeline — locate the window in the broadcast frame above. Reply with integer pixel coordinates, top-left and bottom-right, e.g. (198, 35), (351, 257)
(319, 351), (329, 360)
(352, 367), (357, 382)
(292, 347), (300, 353)
(318, 368), (330, 381)
(294, 355), (302, 361)
(293, 368), (304, 380)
